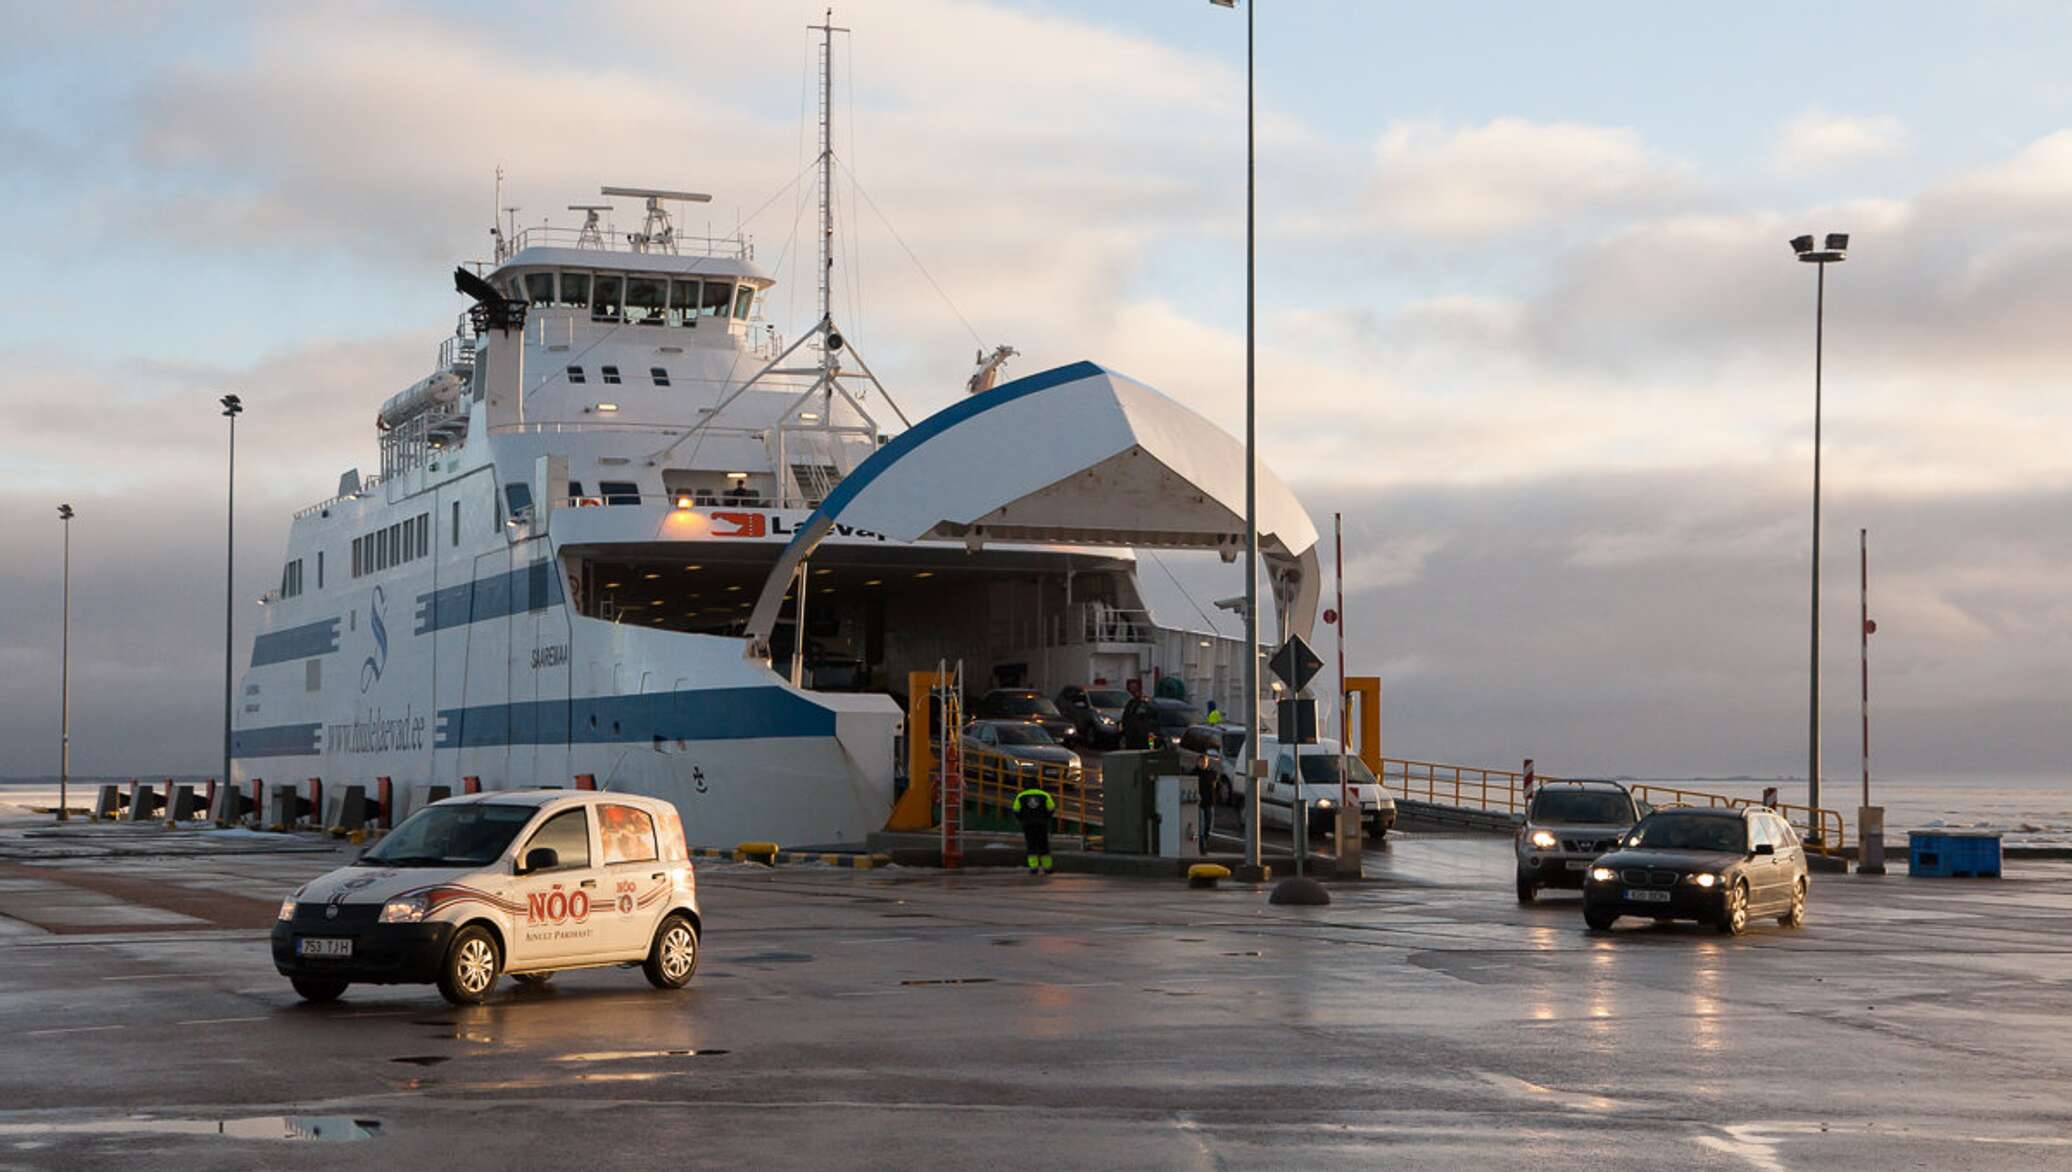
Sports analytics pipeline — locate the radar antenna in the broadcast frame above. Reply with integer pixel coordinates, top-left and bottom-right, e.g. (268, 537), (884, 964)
(568, 204), (611, 249)
(601, 185), (712, 254)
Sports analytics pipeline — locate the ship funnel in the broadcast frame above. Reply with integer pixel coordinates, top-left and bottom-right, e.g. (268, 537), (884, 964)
(454, 266), (528, 426)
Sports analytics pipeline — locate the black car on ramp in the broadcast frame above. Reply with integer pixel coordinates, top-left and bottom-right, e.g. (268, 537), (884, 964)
(1581, 806), (1810, 935)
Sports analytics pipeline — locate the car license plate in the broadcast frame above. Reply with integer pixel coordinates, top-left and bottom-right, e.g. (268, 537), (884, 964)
(1624, 889), (1671, 903)
(297, 937), (353, 958)
(1565, 860), (1590, 870)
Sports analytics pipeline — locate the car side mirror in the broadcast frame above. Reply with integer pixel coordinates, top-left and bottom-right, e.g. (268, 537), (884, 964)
(1753, 843), (1776, 857)
(522, 846), (560, 873)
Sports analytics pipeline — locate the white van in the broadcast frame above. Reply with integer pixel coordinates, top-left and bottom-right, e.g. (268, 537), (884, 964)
(271, 790), (702, 1006)
(1252, 736), (1397, 840)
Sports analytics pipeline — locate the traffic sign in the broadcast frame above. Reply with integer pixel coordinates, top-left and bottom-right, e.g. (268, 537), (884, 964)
(1268, 634), (1323, 693)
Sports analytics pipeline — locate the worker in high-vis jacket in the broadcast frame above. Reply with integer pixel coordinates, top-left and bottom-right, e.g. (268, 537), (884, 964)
(1014, 785), (1058, 876)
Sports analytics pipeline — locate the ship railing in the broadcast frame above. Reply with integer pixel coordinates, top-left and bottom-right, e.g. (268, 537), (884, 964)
(489, 421), (765, 438)
(508, 224), (754, 260)
(553, 489), (779, 510)
(294, 475), (385, 520)
(1074, 603), (1155, 645)
(959, 748), (1102, 837)
(438, 332), (477, 375)
(1374, 757), (1847, 854)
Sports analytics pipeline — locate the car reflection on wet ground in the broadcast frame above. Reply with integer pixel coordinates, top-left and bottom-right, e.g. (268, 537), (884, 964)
(2, 824), (2071, 1169)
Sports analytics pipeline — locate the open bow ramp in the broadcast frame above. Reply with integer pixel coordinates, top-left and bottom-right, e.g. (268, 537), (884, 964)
(747, 360), (1320, 655)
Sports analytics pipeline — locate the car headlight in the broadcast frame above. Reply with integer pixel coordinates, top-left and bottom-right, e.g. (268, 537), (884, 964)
(1687, 872), (1719, 889)
(1528, 829), (1559, 849)
(378, 895), (429, 923)
(1315, 798), (1335, 810)
(276, 897), (297, 922)
(1588, 866), (1618, 883)
(1098, 715), (1117, 727)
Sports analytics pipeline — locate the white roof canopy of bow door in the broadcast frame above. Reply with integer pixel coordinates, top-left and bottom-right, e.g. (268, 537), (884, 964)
(744, 360), (1321, 659)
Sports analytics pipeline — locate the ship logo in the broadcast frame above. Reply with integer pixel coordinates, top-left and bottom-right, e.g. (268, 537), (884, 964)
(711, 512), (766, 538)
(360, 585), (389, 694)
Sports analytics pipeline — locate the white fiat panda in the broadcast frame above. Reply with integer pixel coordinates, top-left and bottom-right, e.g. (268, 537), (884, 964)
(272, 790), (701, 1005)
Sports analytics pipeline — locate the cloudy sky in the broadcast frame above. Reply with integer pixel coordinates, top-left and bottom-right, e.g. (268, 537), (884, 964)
(3, 1), (2068, 784)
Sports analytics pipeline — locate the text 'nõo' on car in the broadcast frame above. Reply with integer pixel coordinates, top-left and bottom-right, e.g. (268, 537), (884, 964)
(1582, 806), (1809, 936)
(273, 791), (702, 1005)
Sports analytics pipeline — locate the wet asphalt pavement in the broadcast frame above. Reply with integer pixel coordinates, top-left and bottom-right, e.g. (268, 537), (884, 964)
(2, 825), (2071, 1170)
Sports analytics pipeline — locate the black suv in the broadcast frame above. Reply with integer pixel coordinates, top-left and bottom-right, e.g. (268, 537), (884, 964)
(973, 689), (1078, 745)
(1582, 806), (1810, 935)
(1515, 780), (1645, 903)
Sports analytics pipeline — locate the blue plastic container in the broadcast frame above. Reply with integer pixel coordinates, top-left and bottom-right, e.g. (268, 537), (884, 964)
(1908, 830), (2002, 878)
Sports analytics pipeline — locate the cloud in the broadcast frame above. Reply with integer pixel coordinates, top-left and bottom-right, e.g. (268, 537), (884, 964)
(1360, 118), (1694, 238)
(1773, 111), (1907, 174)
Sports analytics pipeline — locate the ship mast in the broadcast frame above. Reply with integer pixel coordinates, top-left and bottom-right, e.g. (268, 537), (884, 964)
(810, 8), (848, 402)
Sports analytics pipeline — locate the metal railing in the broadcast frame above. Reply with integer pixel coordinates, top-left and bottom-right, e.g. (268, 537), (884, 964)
(959, 748), (1102, 835)
(294, 475), (385, 520)
(1375, 757), (1846, 854)
(509, 224), (754, 259)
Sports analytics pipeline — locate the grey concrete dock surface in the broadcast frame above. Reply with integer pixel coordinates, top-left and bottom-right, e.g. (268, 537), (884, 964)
(2, 824), (2071, 1170)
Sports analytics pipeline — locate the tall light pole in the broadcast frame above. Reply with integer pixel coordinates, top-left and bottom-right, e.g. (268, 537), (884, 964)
(1209, 0), (1262, 874)
(57, 504), (74, 822)
(1789, 232), (1845, 834)
(221, 393), (243, 797)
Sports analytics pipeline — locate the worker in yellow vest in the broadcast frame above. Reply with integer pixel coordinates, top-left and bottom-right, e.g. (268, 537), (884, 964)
(1014, 785), (1057, 876)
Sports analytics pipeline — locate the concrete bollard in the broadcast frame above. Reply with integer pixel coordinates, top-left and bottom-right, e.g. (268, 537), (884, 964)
(332, 785), (370, 834)
(424, 783), (452, 810)
(93, 784), (124, 820)
(166, 784), (201, 823)
(126, 781), (162, 822)
(209, 781), (252, 826)
(267, 784), (301, 831)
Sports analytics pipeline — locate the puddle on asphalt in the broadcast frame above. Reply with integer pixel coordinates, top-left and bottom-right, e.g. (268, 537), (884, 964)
(0, 1115), (381, 1142)
(390, 1055), (451, 1067)
(729, 950), (815, 964)
(553, 1049), (730, 1063)
(898, 978), (996, 987)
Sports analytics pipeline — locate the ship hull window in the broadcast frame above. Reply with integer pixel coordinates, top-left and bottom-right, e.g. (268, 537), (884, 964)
(591, 275), (624, 323)
(601, 366), (621, 385)
(416, 513), (430, 559)
(650, 367), (670, 387)
(734, 286), (755, 319)
(523, 272), (555, 304)
(452, 500), (461, 546)
(567, 365), (586, 384)
(557, 272), (591, 309)
(626, 277), (666, 326)
(669, 280), (699, 327)
(316, 551), (324, 590)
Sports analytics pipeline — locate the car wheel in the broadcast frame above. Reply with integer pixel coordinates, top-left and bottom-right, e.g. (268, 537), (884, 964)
(1778, 879), (1807, 928)
(438, 925), (501, 1005)
(1515, 875), (1537, 904)
(1583, 905), (1617, 931)
(290, 976), (348, 1003)
(643, 914), (700, 990)
(1717, 880), (1750, 936)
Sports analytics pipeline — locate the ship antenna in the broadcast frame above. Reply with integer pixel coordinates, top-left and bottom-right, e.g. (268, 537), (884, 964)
(809, 8), (849, 409)
(490, 165), (507, 263)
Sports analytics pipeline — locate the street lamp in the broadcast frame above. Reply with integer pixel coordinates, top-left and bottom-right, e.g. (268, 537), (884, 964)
(1209, 0), (1263, 876)
(57, 504), (74, 822)
(1789, 231), (1846, 832)
(220, 393), (243, 801)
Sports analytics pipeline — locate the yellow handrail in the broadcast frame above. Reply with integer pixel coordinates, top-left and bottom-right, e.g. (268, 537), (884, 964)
(1374, 758), (1846, 855)
(959, 748), (1103, 832)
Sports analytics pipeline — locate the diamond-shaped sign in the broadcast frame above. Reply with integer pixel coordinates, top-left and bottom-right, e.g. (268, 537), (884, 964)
(1268, 634), (1323, 693)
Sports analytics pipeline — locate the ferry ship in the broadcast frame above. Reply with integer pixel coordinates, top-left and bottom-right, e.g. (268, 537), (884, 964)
(230, 26), (1321, 848)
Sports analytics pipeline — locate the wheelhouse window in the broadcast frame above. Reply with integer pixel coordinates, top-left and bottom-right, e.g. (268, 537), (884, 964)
(598, 480), (640, 506)
(626, 276), (667, 326)
(698, 280), (732, 318)
(557, 271), (591, 309)
(505, 482), (534, 519)
(669, 280), (699, 327)
(650, 366), (670, 387)
(522, 271), (555, 304)
(733, 285), (755, 319)
(591, 275), (624, 323)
